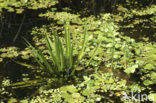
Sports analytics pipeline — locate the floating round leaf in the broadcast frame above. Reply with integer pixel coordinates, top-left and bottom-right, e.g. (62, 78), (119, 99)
(0, 58), (3, 62)
(1, 53), (7, 58)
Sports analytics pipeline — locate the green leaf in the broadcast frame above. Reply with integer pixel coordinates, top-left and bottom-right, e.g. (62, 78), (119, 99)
(14, 61), (37, 69)
(21, 55), (30, 59)
(72, 93), (81, 98)
(148, 93), (156, 102)
(148, 54), (156, 60)
(64, 97), (75, 103)
(82, 89), (93, 96)
(101, 85), (108, 91)
(151, 72), (156, 80)
(144, 64), (155, 70)
(105, 78), (114, 83)
(1, 53), (7, 58)
(57, 21), (64, 25)
(60, 85), (77, 93)
(20, 100), (29, 103)
(0, 58), (3, 62)
(143, 80), (153, 86)
(124, 64), (138, 74)
(8, 98), (17, 103)
(106, 43), (113, 47)
(62, 92), (71, 98)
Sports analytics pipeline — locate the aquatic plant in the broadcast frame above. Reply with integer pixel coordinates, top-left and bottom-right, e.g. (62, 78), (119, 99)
(21, 22), (102, 77)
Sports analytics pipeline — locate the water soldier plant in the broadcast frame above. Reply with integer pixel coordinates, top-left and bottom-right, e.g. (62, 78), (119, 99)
(20, 22), (102, 78)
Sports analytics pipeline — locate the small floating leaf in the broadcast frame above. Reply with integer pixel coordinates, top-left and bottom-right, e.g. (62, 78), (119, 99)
(1, 53), (7, 58)
(0, 58), (3, 62)
(75, 67), (83, 71)
(21, 55), (30, 59)
(143, 80), (153, 86)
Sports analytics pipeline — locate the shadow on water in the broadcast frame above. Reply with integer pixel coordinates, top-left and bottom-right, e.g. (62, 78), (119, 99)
(0, 9), (53, 101)
(120, 26), (156, 42)
(118, 15), (156, 42)
(0, 59), (39, 101)
(0, 9), (52, 49)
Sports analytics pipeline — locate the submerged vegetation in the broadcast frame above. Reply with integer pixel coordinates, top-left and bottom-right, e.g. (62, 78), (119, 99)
(0, 0), (156, 103)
